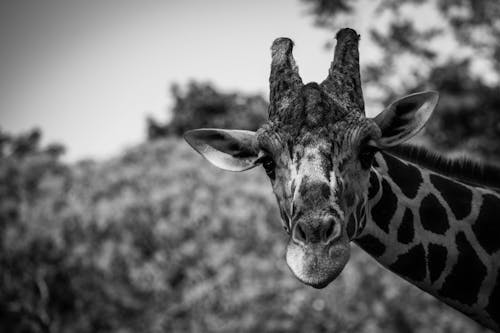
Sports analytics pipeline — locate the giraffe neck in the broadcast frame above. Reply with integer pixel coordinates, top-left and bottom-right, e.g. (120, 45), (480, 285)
(354, 151), (500, 331)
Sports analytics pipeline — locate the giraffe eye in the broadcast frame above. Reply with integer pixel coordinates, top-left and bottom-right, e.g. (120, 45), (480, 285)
(259, 156), (276, 179)
(359, 145), (377, 169)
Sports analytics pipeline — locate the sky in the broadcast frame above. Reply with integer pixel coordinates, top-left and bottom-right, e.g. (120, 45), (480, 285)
(0, 0), (449, 161)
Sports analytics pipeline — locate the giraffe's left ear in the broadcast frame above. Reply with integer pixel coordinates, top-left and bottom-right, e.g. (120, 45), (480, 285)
(184, 128), (260, 171)
(373, 91), (439, 148)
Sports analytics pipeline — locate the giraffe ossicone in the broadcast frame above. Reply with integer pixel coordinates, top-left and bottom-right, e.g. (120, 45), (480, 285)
(184, 28), (500, 331)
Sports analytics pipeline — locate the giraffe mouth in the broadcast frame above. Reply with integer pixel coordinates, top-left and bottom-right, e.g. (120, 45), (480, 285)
(285, 240), (350, 289)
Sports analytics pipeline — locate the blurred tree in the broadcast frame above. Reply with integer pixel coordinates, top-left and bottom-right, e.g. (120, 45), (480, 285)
(301, 0), (500, 162)
(410, 60), (500, 163)
(0, 128), (70, 332)
(147, 81), (268, 140)
(0, 128), (172, 333)
(146, 116), (169, 141)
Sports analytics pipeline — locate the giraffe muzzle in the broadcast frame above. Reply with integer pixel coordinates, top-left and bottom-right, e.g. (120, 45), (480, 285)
(286, 215), (350, 289)
(285, 239), (350, 289)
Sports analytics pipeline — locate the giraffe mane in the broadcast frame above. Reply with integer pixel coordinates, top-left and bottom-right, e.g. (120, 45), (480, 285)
(385, 144), (500, 192)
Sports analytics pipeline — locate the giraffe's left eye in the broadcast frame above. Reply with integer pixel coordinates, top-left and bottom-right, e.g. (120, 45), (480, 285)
(359, 145), (377, 169)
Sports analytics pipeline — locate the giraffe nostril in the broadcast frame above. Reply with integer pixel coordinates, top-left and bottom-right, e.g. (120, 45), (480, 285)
(324, 219), (335, 239)
(293, 223), (307, 244)
(324, 218), (341, 242)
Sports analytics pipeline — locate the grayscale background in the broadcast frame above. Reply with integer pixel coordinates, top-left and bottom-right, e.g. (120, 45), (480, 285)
(0, 0), (496, 332)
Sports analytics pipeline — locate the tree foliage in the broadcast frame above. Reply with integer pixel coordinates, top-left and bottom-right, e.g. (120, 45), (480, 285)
(410, 60), (500, 162)
(147, 81), (268, 140)
(301, 0), (500, 162)
(0, 128), (71, 332)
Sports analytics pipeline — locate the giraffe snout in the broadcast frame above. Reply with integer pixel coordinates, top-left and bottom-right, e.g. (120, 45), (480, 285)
(292, 216), (341, 245)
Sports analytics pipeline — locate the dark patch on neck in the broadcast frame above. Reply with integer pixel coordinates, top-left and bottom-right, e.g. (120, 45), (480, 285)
(383, 153), (422, 199)
(371, 178), (397, 233)
(397, 208), (414, 244)
(485, 268), (500, 325)
(368, 171), (380, 199)
(472, 193), (500, 255)
(427, 243), (447, 283)
(429, 174), (472, 220)
(389, 244), (427, 282)
(420, 194), (449, 234)
(439, 232), (487, 306)
(355, 234), (385, 257)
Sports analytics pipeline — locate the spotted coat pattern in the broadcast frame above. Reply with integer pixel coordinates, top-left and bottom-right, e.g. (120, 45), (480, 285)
(358, 151), (500, 330)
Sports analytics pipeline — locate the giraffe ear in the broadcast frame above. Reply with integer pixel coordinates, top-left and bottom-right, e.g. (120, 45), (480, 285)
(373, 91), (439, 148)
(184, 128), (260, 171)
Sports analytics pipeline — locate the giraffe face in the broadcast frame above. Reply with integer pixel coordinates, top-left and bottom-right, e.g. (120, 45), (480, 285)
(252, 88), (381, 288)
(184, 28), (439, 289)
(184, 88), (438, 288)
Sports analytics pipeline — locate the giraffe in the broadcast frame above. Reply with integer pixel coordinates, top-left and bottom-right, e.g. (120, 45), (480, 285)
(184, 28), (500, 331)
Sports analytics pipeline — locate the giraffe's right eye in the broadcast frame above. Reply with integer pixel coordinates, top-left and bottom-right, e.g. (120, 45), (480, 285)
(259, 156), (276, 179)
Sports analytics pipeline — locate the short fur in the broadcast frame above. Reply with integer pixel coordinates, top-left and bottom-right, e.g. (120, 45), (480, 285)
(387, 144), (500, 192)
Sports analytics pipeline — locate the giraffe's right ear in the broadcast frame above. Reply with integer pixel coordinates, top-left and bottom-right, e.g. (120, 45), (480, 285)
(184, 129), (260, 172)
(373, 91), (439, 148)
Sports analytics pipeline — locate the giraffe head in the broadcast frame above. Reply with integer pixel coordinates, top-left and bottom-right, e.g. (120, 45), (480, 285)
(185, 28), (438, 288)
